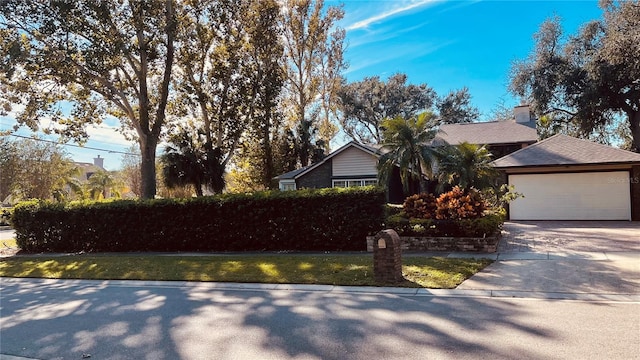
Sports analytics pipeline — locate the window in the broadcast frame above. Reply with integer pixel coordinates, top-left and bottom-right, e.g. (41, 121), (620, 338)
(333, 180), (347, 188)
(332, 179), (378, 188)
(280, 181), (296, 191)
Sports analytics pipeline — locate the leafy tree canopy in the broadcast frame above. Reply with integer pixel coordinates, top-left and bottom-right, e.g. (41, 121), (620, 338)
(338, 73), (479, 144)
(0, 136), (80, 203)
(509, 0), (640, 152)
(0, 0), (177, 198)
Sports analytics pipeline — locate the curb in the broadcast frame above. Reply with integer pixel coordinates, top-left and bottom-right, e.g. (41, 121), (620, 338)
(0, 355), (41, 360)
(2, 277), (638, 303)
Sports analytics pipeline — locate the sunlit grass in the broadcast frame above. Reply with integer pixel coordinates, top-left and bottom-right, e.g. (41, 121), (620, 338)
(1, 238), (17, 248)
(0, 254), (492, 288)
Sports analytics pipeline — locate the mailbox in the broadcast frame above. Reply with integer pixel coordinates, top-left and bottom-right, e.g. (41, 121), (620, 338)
(372, 229), (403, 284)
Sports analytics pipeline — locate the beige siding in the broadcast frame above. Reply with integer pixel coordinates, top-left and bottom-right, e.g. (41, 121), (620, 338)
(332, 147), (378, 177)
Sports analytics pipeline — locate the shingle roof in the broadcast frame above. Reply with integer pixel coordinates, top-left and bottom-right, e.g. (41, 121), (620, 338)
(434, 121), (537, 146)
(492, 134), (640, 168)
(273, 166), (312, 180)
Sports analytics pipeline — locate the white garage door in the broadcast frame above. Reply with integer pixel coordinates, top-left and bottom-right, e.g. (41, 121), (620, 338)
(509, 171), (631, 220)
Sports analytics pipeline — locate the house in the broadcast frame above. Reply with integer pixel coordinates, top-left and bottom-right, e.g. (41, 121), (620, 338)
(275, 142), (382, 191)
(275, 104), (640, 221)
(275, 105), (537, 202)
(433, 105), (537, 158)
(493, 134), (640, 221)
(274, 142), (411, 203)
(74, 155), (106, 181)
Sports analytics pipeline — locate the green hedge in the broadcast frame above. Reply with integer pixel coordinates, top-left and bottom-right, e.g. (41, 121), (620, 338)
(12, 187), (386, 253)
(0, 207), (12, 226)
(385, 213), (504, 238)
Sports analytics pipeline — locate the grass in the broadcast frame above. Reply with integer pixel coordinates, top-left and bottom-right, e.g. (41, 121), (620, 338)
(2, 238), (17, 248)
(0, 254), (492, 288)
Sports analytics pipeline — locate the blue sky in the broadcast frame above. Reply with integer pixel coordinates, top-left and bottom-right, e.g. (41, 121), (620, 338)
(1, 0), (603, 170)
(334, 0), (602, 120)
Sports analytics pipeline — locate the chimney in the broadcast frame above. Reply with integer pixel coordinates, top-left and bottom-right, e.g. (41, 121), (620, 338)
(93, 155), (104, 168)
(514, 104), (531, 123)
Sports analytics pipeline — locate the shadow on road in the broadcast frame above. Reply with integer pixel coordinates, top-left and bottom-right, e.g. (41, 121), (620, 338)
(0, 278), (558, 360)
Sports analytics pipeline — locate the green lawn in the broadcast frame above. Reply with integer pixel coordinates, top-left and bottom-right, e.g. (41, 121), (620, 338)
(0, 254), (492, 288)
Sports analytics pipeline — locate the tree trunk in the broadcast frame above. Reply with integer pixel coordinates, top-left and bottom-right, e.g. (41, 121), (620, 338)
(629, 110), (640, 153)
(139, 137), (157, 199)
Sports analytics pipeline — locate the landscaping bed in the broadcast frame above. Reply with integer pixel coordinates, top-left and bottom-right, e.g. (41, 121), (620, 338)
(376, 187), (505, 253)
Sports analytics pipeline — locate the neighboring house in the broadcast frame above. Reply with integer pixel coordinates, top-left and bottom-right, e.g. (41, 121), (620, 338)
(433, 105), (537, 158)
(74, 155), (106, 181)
(493, 134), (640, 221)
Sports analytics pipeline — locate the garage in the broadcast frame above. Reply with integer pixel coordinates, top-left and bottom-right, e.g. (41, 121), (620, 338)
(492, 134), (640, 221)
(508, 171), (631, 220)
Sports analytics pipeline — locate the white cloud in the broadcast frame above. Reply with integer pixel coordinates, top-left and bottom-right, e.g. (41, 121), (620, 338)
(345, 0), (439, 31)
(344, 39), (455, 76)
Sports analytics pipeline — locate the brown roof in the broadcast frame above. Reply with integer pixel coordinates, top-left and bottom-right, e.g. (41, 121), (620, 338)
(492, 134), (640, 168)
(434, 120), (537, 146)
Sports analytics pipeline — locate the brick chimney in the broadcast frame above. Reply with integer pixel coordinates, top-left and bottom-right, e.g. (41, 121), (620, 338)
(93, 155), (104, 169)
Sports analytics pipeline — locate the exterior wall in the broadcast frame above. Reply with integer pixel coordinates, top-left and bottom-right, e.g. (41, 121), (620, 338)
(632, 165), (640, 221)
(332, 147), (378, 177)
(296, 159), (332, 189)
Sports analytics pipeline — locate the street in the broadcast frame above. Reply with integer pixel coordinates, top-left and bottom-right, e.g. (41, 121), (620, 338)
(1, 278), (638, 360)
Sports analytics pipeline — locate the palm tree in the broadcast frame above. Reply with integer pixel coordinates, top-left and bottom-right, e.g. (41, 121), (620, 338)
(161, 128), (225, 197)
(377, 112), (439, 195)
(86, 170), (123, 200)
(51, 164), (86, 202)
(435, 142), (498, 193)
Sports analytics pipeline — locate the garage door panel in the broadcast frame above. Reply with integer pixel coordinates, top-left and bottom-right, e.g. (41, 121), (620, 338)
(509, 172), (631, 220)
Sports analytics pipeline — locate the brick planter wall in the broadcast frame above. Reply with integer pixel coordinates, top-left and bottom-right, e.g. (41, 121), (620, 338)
(366, 234), (500, 253)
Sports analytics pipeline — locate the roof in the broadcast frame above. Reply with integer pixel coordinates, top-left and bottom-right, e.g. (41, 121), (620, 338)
(434, 120), (537, 146)
(274, 166), (312, 180)
(492, 134), (640, 168)
(273, 141), (384, 180)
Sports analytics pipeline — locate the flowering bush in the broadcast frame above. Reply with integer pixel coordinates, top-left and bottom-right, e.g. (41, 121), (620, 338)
(403, 193), (437, 219)
(435, 186), (486, 220)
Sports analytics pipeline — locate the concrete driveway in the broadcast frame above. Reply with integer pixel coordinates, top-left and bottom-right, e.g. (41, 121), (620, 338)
(457, 221), (640, 298)
(498, 221), (640, 253)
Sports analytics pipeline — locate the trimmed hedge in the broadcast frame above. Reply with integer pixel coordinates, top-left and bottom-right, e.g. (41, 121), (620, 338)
(12, 187), (386, 253)
(385, 213), (504, 238)
(0, 207), (11, 226)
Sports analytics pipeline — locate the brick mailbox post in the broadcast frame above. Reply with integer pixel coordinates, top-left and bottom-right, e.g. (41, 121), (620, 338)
(373, 229), (404, 284)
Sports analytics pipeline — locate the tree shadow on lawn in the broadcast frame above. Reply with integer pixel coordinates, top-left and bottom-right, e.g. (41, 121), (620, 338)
(0, 277), (564, 360)
(0, 255), (491, 289)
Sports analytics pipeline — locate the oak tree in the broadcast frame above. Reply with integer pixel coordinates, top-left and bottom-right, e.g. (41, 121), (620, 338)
(510, 0), (640, 151)
(0, 1), (177, 198)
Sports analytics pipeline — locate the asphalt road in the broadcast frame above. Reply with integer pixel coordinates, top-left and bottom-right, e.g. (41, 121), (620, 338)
(1, 278), (638, 360)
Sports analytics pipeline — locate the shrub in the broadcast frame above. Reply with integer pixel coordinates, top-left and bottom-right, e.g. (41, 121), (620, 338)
(435, 186), (486, 220)
(0, 207), (12, 226)
(387, 213), (504, 238)
(403, 193), (437, 219)
(12, 187), (386, 253)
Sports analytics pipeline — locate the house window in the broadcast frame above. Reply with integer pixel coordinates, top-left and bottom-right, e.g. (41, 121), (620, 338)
(333, 180), (347, 188)
(280, 181), (296, 191)
(332, 179), (378, 188)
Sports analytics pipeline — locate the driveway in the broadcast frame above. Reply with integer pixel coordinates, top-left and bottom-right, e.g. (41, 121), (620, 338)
(457, 221), (640, 297)
(498, 221), (640, 253)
